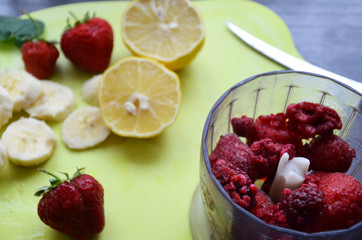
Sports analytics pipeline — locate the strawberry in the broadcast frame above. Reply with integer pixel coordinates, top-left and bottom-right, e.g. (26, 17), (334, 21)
(35, 168), (105, 239)
(20, 10), (59, 79)
(302, 134), (356, 173)
(21, 40), (59, 79)
(310, 172), (362, 231)
(60, 13), (113, 73)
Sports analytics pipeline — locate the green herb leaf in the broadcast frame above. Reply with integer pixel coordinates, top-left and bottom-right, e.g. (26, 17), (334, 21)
(0, 15), (44, 46)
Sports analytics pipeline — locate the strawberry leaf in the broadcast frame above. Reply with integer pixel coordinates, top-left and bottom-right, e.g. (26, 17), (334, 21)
(35, 168), (86, 197)
(0, 15), (44, 47)
(34, 186), (50, 197)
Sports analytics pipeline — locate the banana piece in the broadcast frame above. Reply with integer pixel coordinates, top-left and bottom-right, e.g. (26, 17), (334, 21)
(0, 141), (7, 170)
(24, 80), (77, 121)
(1, 117), (57, 167)
(0, 70), (42, 112)
(62, 106), (111, 149)
(0, 86), (14, 129)
(81, 74), (101, 106)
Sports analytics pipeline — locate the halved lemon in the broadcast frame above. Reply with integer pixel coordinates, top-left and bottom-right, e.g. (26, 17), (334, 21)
(98, 57), (181, 138)
(121, 0), (205, 70)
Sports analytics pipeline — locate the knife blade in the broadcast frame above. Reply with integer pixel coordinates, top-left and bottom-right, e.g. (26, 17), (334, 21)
(226, 21), (362, 93)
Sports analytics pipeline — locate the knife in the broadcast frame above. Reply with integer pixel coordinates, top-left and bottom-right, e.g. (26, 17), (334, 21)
(226, 21), (362, 94)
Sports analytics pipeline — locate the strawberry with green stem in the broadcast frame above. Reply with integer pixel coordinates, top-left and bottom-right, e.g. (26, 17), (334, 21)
(60, 12), (113, 73)
(35, 168), (105, 240)
(21, 10), (59, 79)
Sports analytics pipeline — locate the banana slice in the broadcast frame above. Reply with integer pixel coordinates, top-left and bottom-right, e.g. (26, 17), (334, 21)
(0, 86), (14, 129)
(62, 106), (111, 149)
(24, 80), (77, 121)
(81, 74), (101, 106)
(0, 141), (7, 170)
(1, 117), (57, 167)
(0, 70), (42, 112)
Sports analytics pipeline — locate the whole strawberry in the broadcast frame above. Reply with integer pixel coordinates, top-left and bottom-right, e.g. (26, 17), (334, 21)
(35, 168), (104, 239)
(310, 172), (362, 231)
(20, 10), (59, 79)
(302, 134), (355, 173)
(60, 12), (113, 73)
(21, 40), (59, 79)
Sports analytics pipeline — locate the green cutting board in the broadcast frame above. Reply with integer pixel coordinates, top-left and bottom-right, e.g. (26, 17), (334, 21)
(0, 1), (301, 239)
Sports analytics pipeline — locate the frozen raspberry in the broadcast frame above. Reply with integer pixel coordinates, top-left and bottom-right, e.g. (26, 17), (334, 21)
(231, 116), (255, 139)
(212, 159), (258, 210)
(286, 102), (342, 139)
(250, 190), (289, 228)
(280, 184), (327, 230)
(312, 172), (362, 231)
(232, 113), (303, 149)
(303, 173), (321, 186)
(303, 134), (356, 173)
(209, 133), (259, 181)
(250, 138), (296, 179)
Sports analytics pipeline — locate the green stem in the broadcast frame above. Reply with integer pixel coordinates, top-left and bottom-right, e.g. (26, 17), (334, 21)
(21, 9), (41, 38)
(38, 168), (62, 182)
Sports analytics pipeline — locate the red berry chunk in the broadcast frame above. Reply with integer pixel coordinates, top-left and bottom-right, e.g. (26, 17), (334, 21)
(210, 133), (259, 181)
(250, 190), (289, 228)
(232, 113), (303, 149)
(303, 134), (356, 172)
(286, 102), (342, 138)
(280, 184), (327, 229)
(250, 138), (296, 179)
(212, 159), (258, 210)
(312, 172), (362, 231)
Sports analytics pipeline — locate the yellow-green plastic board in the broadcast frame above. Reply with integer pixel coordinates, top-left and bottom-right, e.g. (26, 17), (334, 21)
(0, 1), (301, 239)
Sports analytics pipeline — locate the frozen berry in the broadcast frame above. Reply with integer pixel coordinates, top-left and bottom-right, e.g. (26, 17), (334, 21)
(209, 133), (259, 181)
(280, 184), (327, 229)
(212, 159), (258, 211)
(231, 116), (255, 139)
(250, 138), (296, 179)
(251, 190), (289, 228)
(313, 172), (362, 230)
(303, 134), (355, 173)
(286, 102), (342, 139)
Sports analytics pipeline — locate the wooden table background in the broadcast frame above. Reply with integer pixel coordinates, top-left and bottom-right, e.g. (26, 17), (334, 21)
(1, 0), (361, 83)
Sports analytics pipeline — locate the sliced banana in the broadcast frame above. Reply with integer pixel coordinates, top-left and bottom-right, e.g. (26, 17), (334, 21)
(24, 80), (77, 121)
(62, 106), (111, 149)
(1, 117), (57, 167)
(0, 70), (42, 112)
(0, 141), (7, 170)
(81, 74), (101, 106)
(0, 86), (14, 129)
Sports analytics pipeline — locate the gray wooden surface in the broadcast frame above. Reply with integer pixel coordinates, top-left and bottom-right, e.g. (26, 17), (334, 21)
(1, 0), (361, 83)
(255, 0), (362, 83)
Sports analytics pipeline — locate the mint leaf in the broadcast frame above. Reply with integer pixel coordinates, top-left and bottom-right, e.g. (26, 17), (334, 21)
(0, 16), (44, 46)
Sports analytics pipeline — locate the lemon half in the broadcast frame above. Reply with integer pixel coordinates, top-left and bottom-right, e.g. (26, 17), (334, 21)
(121, 0), (205, 70)
(98, 57), (181, 138)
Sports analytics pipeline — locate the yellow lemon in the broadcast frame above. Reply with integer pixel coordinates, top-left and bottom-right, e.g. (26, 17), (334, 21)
(121, 0), (205, 70)
(98, 57), (181, 138)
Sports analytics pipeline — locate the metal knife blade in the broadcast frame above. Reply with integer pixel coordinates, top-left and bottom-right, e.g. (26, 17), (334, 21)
(226, 21), (362, 93)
